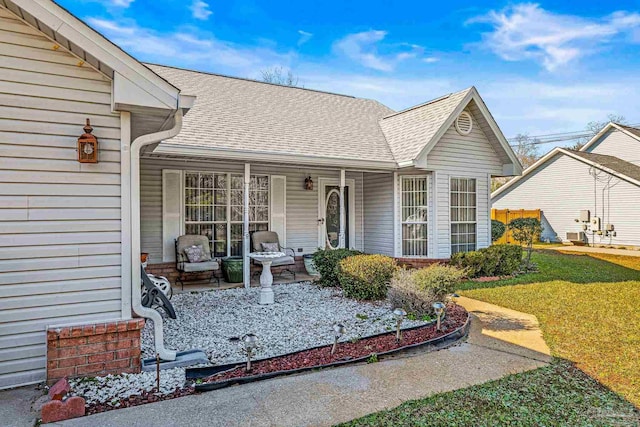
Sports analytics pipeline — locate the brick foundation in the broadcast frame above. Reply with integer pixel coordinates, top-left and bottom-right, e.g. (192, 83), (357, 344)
(395, 258), (449, 269)
(46, 319), (145, 385)
(146, 256), (306, 284)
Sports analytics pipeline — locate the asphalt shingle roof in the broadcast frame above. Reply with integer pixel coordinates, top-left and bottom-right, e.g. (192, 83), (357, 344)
(567, 150), (640, 183)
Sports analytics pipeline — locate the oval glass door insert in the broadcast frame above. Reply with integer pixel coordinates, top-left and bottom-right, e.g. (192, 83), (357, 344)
(325, 189), (340, 249)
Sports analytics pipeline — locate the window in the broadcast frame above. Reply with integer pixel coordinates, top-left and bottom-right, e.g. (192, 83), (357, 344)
(184, 172), (269, 257)
(401, 176), (428, 257)
(450, 177), (476, 254)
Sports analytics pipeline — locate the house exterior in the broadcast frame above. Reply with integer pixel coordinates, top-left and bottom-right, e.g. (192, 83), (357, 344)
(0, 0), (521, 390)
(493, 123), (640, 247)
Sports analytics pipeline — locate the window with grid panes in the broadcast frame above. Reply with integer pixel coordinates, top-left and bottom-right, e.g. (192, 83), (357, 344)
(401, 176), (428, 257)
(450, 177), (477, 254)
(184, 172), (269, 257)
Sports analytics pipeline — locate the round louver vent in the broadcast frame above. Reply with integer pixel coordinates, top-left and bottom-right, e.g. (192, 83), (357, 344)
(455, 111), (473, 135)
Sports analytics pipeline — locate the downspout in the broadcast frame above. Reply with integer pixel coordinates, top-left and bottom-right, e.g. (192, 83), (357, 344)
(130, 109), (183, 361)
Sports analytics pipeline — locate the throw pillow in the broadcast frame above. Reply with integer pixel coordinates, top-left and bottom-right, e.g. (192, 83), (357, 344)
(261, 242), (279, 252)
(184, 245), (205, 263)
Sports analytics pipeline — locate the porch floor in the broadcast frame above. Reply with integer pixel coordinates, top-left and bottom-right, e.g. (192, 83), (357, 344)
(172, 272), (318, 294)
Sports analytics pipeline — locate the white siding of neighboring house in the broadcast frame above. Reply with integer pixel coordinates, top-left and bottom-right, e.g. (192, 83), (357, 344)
(426, 114), (499, 258)
(363, 172), (394, 256)
(493, 153), (640, 246)
(586, 128), (640, 165)
(140, 157), (364, 263)
(0, 8), (123, 389)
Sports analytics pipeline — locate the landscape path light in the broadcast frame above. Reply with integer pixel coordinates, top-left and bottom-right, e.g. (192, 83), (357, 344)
(331, 323), (346, 356)
(242, 333), (259, 372)
(392, 308), (407, 343)
(432, 302), (445, 331)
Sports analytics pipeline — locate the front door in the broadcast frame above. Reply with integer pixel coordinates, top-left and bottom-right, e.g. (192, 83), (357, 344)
(318, 179), (355, 249)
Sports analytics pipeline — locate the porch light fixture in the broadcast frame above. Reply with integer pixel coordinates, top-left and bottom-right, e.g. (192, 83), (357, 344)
(393, 308), (407, 343)
(241, 333), (259, 371)
(432, 302), (445, 331)
(331, 323), (346, 355)
(304, 176), (314, 191)
(77, 118), (98, 163)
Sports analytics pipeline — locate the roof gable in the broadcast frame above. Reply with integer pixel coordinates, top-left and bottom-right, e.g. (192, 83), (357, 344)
(580, 122), (640, 153)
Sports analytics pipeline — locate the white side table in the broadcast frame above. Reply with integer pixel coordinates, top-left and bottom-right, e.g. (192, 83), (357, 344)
(249, 251), (285, 305)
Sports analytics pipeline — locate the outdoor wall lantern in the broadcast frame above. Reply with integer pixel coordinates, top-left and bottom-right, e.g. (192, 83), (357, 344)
(304, 176), (314, 190)
(392, 308), (407, 343)
(331, 323), (346, 355)
(77, 118), (98, 163)
(241, 333), (259, 371)
(432, 302), (445, 331)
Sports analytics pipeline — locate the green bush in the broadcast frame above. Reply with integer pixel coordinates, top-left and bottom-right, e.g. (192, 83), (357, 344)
(450, 244), (523, 278)
(508, 217), (543, 268)
(312, 248), (362, 287)
(337, 254), (397, 300)
(491, 219), (506, 242)
(388, 264), (466, 317)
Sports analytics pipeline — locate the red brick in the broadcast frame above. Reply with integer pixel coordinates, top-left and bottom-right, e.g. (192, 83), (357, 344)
(48, 377), (71, 400)
(41, 396), (85, 423)
(115, 339), (133, 350)
(83, 325), (96, 336)
(47, 360), (57, 370)
(131, 338), (140, 348)
(58, 356), (87, 368)
(56, 347), (79, 358)
(116, 322), (128, 332)
(76, 363), (106, 375)
(70, 326), (84, 338)
(105, 341), (118, 351)
(106, 323), (117, 333)
(94, 323), (107, 335)
(58, 337), (87, 347)
(78, 342), (107, 355)
(48, 367), (76, 381)
(105, 359), (130, 370)
(47, 340), (58, 350)
(88, 352), (114, 363)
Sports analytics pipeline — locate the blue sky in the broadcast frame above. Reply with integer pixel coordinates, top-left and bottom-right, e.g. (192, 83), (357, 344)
(60, 0), (640, 148)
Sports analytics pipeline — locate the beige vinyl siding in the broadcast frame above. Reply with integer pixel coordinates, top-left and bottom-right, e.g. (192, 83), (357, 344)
(427, 113), (499, 258)
(363, 172), (394, 256)
(587, 128), (640, 165)
(0, 8), (122, 389)
(140, 157), (364, 263)
(493, 153), (640, 246)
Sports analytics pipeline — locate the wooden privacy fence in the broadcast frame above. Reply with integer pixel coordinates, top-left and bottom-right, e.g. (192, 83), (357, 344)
(491, 209), (541, 244)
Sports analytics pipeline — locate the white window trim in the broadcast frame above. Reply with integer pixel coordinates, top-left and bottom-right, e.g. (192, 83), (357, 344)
(393, 173), (435, 259)
(182, 170), (271, 257)
(317, 177), (356, 250)
(450, 176), (478, 254)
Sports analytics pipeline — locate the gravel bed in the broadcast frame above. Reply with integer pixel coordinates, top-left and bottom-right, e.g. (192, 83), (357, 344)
(141, 282), (427, 363)
(71, 282), (428, 407)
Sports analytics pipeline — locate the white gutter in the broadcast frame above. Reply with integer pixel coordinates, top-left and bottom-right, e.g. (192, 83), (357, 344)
(130, 109), (184, 361)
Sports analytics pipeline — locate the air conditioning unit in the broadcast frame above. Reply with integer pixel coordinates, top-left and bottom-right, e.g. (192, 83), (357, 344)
(566, 231), (586, 243)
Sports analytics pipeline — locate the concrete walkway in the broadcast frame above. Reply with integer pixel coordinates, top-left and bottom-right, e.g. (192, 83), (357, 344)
(548, 245), (640, 257)
(0, 384), (44, 427)
(47, 298), (551, 427)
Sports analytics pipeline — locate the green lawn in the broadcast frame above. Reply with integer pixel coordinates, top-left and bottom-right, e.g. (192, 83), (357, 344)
(338, 361), (639, 427)
(340, 250), (640, 426)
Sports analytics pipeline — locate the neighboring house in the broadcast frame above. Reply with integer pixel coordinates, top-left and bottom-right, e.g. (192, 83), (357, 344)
(0, 0), (521, 389)
(493, 123), (640, 247)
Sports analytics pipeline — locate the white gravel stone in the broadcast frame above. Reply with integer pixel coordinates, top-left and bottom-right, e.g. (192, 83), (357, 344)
(141, 282), (427, 364)
(71, 282), (427, 405)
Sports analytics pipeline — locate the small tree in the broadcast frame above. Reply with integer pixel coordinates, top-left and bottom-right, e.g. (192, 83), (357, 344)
(508, 218), (543, 268)
(491, 219), (506, 243)
(260, 66), (300, 87)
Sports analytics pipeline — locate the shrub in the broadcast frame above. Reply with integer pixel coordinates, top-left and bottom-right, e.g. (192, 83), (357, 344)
(450, 244), (523, 278)
(508, 218), (543, 267)
(312, 248), (362, 287)
(337, 254), (397, 300)
(388, 265), (466, 317)
(491, 219), (506, 242)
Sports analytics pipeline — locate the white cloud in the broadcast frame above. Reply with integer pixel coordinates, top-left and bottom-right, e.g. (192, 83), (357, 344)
(190, 0), (212, 20)
(87, 18), (294, 74)
(105, 0), (134, 7)
(470, 3), (640, 71)
(423, 57), (439, 63)
(333, 30), (423, 71)
(297, 30), (313, 46)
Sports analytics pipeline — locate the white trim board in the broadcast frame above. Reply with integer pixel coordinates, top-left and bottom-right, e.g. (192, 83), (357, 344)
(317, 177), (356, 249)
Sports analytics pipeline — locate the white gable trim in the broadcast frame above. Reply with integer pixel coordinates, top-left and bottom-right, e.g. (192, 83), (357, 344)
(6, 0), (180, 111)
(579, 122), (640, 152)
(492, 147), (640, 201)
(414, 88), (522, 175)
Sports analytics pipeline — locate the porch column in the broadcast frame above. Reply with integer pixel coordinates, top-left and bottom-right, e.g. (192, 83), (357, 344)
(243, 163), (251, 289)
(339, 169), (346, 249)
